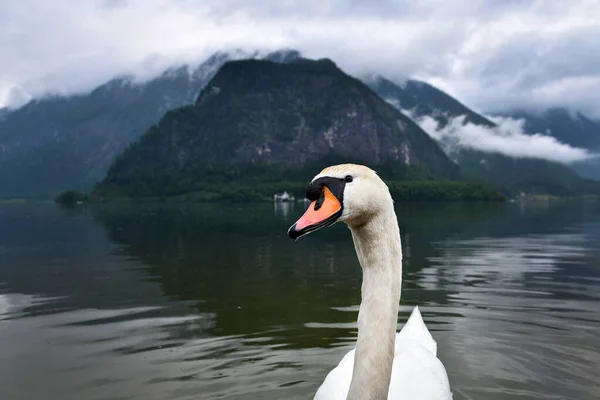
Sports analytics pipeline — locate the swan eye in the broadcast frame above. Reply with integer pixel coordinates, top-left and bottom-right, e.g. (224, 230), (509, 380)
(344, 175), (353, 183)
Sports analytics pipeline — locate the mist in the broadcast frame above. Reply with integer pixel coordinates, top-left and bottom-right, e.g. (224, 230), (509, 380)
(410, 113), (597, 164)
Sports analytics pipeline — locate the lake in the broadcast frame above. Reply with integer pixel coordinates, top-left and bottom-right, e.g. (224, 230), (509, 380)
(1, 200), (599, 400)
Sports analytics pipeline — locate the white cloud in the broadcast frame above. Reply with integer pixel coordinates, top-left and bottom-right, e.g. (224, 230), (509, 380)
(409, 112), (597, 164)
(0, 0), (599, 117)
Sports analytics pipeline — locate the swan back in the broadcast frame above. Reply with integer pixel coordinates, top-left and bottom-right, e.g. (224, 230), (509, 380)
(395, 306), (437, 356)
(313, 306), (451, 400)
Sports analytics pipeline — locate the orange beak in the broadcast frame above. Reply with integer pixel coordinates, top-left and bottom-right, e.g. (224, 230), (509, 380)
(288, 186), (342, 240)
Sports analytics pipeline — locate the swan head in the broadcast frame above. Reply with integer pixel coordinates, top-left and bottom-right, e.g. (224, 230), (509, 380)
(287, 163), (393, 240)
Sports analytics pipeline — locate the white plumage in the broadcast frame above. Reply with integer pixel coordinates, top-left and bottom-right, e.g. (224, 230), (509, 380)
(289, 164), (453, 400)
(314, 306), (452, 400)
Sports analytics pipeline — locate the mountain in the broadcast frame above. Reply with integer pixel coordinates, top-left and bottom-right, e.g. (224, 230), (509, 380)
(494, 108), (600, 180)
(93, 58), (461, 199)
(262, 49), (302, 63)
(0, 50), (303, 198)
(3, 44), (597, 199)
(498, 108), (600, 150)
(365, 76), (495, 128)
(366, 75), (600, 195)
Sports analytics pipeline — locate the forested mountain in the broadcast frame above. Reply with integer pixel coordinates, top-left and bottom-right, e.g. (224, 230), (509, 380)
(2, 47), (598, 199)
(93, 58), (462, 200)
(0, 50), (299, 198)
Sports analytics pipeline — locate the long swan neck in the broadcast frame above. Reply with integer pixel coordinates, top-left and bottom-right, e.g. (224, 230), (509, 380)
(346, 206), (403, 400)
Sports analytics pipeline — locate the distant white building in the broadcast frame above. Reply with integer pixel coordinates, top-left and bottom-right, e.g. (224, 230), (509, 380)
(273, 191), (294, 202)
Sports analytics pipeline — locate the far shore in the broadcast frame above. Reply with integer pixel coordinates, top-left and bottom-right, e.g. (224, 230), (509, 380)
(3, 193), (600, 206)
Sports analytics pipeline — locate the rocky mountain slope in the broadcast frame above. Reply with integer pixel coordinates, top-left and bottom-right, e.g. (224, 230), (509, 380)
(0, 50), (300, 198)
(366, 75), (600, 194)
(93, 58), (460, 198)
(366, 76), (495, 128)
(2, 45), (598, 199)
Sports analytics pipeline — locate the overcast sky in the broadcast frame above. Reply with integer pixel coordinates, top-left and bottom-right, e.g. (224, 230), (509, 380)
(1, 0), (599, 117)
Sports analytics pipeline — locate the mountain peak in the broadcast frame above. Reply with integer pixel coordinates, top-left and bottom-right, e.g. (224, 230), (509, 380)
(0, 49), (264, 197)
(95, 56), (459, 197)
(263, 49), (302, 63)
(219, 56), (341, 76)
(196, 57), (345, 105)
(365, 76), (496, 128)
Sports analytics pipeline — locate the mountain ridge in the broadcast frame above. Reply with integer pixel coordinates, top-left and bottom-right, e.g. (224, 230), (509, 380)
(495, 107), (600, 150)
(366, 75), (600, 194)
(493, 107), (600, 180)
(93, 57), (461, 199)
(365, 75), (496, 128)
(0, 50), (301, 198)
(1, 48), (599, 199)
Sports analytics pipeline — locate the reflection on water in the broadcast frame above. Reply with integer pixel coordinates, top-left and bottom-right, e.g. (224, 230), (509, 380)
(274, 201), (295, 219)
(0, 201), (599, 399)
(420, 231), (600, 399)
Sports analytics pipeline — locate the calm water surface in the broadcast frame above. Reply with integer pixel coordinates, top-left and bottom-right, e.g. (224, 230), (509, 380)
(1, 201), (599, 400)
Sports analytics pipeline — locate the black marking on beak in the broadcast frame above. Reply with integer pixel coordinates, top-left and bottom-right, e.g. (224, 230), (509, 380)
(287, 176), (347, 240)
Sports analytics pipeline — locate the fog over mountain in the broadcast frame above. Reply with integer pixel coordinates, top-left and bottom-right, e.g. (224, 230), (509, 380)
(2, 1), (600, 118)
(364, 75), (600, 167)
(411, 113), (597, 165)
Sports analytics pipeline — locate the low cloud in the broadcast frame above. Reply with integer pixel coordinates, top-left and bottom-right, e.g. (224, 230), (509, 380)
(409, 113), (597, 164)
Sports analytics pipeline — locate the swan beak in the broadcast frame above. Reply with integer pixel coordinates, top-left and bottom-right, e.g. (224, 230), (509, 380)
(287, 186), (342, 240)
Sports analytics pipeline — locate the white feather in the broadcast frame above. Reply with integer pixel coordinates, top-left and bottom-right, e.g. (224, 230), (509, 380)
(294, 164), (453, 400)
(314, 306), (452, 400)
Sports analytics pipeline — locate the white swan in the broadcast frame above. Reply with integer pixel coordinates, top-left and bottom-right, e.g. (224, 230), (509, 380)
(288, 163), (452, 400)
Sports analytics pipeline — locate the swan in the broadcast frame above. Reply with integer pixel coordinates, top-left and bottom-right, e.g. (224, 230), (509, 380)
(287, 163), (452, 400)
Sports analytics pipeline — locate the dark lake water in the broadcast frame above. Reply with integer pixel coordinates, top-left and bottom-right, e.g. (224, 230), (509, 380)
(1, 200), (600, 400)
